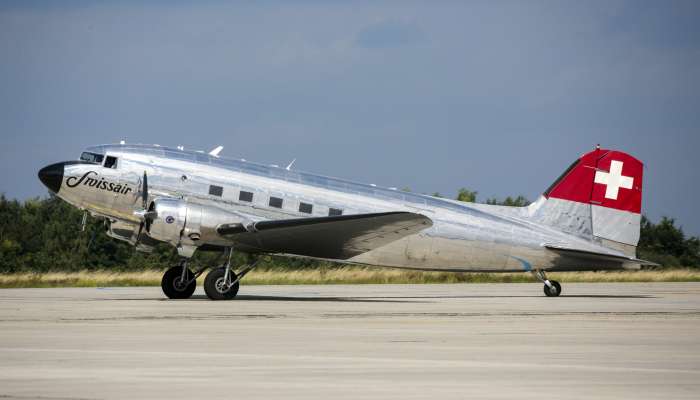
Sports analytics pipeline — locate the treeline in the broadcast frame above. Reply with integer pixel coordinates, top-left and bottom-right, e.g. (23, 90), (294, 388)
(0, 192), (698, 273)
(0, 194), (344, 273)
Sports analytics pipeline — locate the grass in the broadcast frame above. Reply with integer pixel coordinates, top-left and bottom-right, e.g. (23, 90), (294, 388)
(1, 267), (699, 288)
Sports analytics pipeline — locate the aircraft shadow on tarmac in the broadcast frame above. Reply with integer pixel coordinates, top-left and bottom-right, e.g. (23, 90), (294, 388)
(99, 292), (654, 302)
(160, 293), (655, 302)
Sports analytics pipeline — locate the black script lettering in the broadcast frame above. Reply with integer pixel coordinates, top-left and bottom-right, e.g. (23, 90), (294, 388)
(66, 171), (98, 188)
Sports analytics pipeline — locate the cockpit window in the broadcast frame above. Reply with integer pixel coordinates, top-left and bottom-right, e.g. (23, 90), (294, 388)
(80, 152), (104, 164)
(104, 156), (118, 169)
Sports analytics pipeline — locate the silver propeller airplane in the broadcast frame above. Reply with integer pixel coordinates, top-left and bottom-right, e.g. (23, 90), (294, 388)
(38, 144), (651, 300)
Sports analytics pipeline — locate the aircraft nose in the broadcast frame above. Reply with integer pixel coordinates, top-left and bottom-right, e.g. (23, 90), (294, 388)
(38, 162), (65, 193)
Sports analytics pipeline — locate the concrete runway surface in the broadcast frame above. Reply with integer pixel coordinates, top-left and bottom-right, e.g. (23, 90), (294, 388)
(0, 283), (699, 400)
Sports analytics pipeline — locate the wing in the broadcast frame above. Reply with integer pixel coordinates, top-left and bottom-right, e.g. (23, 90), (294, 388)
(217, 211), (432, 259)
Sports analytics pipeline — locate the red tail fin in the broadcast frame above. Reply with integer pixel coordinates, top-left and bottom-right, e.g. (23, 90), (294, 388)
(544, 148), (643, 214)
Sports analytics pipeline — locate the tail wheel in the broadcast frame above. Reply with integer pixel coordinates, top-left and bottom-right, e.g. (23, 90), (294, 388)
(161, 266), (196, 299)
(544, 280), (562, 297)
(204, 267), (240, 300)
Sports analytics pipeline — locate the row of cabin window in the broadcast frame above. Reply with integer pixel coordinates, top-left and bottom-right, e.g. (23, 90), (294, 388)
(209, 185), (343, 217)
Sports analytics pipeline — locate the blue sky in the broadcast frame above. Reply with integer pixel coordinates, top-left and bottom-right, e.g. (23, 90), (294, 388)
(1, 1), (699, 234)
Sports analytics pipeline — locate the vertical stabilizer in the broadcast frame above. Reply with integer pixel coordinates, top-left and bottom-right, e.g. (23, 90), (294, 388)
(529, 148), (644, 256)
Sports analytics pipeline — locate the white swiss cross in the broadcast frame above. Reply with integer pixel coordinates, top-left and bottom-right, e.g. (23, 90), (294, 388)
(594, 160), (634, 200)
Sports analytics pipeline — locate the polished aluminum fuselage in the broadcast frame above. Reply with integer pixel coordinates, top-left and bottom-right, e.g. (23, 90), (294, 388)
(56, 144), (628, 272)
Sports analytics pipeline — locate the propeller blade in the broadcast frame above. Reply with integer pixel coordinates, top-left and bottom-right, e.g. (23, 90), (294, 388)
(133, 171), (153, 250)
(134, 221), (144, 248)
(142, 171), (148, 209)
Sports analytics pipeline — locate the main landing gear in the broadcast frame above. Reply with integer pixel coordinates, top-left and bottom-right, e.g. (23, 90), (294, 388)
(161, 260), (203, 299)
(204, 250), (257, 300)
(160, 248), (257, 300)
(531, 269), (562, 297)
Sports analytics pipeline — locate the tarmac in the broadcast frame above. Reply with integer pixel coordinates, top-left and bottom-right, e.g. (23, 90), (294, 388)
(0, 282), (699, 400)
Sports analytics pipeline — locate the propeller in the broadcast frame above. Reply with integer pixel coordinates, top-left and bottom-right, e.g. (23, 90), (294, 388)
(134, 171), (156, 248)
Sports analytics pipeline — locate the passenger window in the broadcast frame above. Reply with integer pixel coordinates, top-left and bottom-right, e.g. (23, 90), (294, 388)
(299, 202), (313, 214)
(329, 208), (343, 216)
(104, 156), (118, 169)
(269, 197), (283, 208)
(239, 191), (254, 202)
(209, 185), (223, 197)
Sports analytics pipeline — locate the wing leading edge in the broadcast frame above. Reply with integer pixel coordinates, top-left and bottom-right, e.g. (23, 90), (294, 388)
(217, 211), (433, 260)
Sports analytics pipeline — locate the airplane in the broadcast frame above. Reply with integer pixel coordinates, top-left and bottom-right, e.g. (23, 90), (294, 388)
(38, 143), (651, 300)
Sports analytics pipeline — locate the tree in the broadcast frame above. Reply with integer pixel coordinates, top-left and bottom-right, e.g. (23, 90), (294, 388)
(485, 195), (530, 207)
(456, 188), (477, 203)
(638, 216), (700, 267)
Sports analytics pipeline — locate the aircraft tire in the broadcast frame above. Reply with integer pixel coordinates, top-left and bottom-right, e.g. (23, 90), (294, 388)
(544, 280), (562, 297)
(161, 266), (197, 299)
(204, 267), (240, 300)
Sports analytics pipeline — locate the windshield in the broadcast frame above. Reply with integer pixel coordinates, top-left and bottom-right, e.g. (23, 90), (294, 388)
(80, 152), (104, 164)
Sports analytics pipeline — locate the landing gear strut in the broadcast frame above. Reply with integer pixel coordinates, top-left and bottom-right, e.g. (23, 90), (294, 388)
(531, 269), (562, 297)
(203, 248), (257, 300)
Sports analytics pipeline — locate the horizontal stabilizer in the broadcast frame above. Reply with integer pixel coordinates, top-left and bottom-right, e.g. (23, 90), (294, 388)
(543, 243), (658, 266)
(217, 211), (432, 259)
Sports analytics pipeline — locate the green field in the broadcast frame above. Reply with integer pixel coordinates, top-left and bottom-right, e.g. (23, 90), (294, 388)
(1, 267), (699, 288)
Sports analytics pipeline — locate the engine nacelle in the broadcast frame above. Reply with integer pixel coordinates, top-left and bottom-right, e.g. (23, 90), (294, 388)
(146, 197), (248, 252)
(146, 198), (188, 247)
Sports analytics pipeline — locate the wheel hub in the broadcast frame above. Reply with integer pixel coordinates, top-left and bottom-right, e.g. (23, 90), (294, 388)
(173, 277), (187, 291)
(215, 277), (230, 294)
